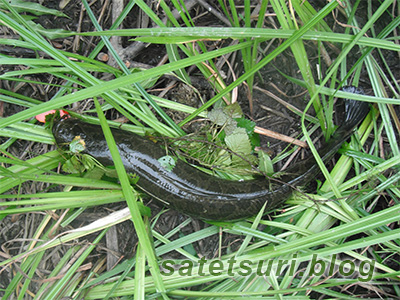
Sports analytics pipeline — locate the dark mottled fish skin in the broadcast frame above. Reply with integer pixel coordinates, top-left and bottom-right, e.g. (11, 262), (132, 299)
(52, 89), (369, 221)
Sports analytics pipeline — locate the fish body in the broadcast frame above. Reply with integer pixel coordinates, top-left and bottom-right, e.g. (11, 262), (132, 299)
(53, 92), (369, 220)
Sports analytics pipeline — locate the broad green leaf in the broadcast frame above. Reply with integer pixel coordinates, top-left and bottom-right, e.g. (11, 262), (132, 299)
(258, 151), (274, 175)
(224, 127), (253, 165)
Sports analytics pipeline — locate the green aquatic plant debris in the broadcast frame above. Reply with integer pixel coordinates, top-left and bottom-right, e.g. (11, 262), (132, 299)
(158, 155), (177, 172)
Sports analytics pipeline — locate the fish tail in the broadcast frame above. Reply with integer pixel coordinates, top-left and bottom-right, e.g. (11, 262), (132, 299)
(332, 86), (370, 139)
(341, 86), (370, 131)
(317, 86), (370, 168)
(284, 86), (370, 185)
